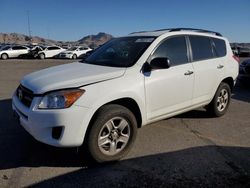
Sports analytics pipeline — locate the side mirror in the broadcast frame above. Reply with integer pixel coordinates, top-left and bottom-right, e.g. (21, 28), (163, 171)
(150, 57), (171, 69)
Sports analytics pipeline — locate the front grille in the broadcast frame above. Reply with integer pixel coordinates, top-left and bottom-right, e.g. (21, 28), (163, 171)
(16, 85), (34, 107)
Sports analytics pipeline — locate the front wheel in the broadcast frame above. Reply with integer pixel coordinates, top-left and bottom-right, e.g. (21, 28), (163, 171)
(72, 54), (77, 59)
(39, 53), (45, 59)
(206, 82), (231, 117)
(87, 104), (137, 163)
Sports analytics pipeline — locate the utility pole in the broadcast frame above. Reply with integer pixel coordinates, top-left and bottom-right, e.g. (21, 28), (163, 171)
(27, 11), (32, 44)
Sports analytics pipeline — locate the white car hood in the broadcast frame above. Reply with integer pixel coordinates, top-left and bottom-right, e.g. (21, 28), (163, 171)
(21, 62), (126, 94)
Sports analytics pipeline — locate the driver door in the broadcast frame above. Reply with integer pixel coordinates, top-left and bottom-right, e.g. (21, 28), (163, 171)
(144, 36), (194, 120)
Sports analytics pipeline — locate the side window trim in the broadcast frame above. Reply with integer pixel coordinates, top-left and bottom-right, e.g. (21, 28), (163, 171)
(185, 36), (193, 63)
(210, 37), (218, 58)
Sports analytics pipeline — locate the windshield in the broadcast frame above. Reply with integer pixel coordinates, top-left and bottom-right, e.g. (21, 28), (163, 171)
(81, 37), (155, 67)
(68, 47), (78, 51)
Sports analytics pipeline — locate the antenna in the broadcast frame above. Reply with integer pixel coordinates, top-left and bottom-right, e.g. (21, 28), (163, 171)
(27, 11), (32, 43)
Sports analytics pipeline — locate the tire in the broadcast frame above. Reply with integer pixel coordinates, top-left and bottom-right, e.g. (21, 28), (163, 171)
(39, 53), (45, 60)
(87, 104), (137, 163)
(72, 54), (77, 59)
(1, 53), (8, 60)
(206, 82), (231, 117)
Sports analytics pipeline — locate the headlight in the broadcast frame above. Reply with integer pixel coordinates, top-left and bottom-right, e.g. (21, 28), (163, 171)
(38, 89), (85, 109)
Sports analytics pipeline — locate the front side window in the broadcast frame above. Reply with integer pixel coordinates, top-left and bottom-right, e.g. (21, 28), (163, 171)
(189, 36), (214, 61)
(68, 47), (77, 51)
(82, 37), (155, 67)
(151, 36), (188, 66)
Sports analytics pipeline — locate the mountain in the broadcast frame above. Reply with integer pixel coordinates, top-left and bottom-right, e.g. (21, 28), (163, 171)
(0, 33), (57, 45)
(77, 32), (113, 48)
(0, 32), (113, 48)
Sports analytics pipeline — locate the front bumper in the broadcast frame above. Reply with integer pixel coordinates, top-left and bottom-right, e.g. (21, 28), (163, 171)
(12, 94), (90, 147)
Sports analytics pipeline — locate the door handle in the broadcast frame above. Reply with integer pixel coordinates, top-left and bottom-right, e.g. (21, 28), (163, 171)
(217, 64), (224, 69)
(184, 70), (194, 76)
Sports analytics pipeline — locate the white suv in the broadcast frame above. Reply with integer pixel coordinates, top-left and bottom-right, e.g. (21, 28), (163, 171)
(12, 28), (239, 162)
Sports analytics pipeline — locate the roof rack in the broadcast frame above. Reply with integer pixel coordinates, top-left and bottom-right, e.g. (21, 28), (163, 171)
(155, 28), (222, 36)
(129, 28), (222, 37)
(129, 31), (148, 34)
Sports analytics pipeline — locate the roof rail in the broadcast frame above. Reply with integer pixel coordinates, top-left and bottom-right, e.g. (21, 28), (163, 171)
(129, 28), (222, 37)
(129, 31), (148, 34)
(164, 28), (222, 36)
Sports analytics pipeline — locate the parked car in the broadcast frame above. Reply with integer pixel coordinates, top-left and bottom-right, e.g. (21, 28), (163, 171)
(12, 28), (239, 162)
(0, 45), (30, 59)
(238, 47), (250, 57)
(38, 46), (66, 59)
(238, 59), (250, 84)
(19, 45), (46, 59)
(231, 46), (239, 56)
(59, 46), (92, 59)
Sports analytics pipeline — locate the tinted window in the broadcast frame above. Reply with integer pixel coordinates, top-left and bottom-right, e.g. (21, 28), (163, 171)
(13, 46), (27, 50)
(12, 46), (22, 50)
(47, 47), (60, 50)
(1, 46), (11, 50)
(212, 38), (226, 57)
(189, 36), (214, 61)
(152, 36), (188, 66)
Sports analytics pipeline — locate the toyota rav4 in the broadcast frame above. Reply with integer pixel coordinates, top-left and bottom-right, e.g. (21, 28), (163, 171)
(12, 28), (239, 162)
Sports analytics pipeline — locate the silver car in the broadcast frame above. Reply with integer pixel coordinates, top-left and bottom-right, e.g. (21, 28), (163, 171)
(0, 45), (30, 59)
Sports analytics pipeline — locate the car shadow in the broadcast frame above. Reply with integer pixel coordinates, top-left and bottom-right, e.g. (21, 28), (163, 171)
(1, 86), (250, 187)
(232, 81), (250, 103)
(25, 146), (250, 187)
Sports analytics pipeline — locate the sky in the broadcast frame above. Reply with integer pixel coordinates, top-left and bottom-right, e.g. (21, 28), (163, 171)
(0, 0), (249, 42)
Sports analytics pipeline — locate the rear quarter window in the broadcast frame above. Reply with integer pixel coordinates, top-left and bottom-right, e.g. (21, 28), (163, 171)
(212, 38), (227, 57)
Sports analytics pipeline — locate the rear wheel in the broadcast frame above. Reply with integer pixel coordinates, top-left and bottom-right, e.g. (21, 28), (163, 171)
(1, 53), (8, 60)
(206, 82), (231, 117)
(87, 104), (137, 163)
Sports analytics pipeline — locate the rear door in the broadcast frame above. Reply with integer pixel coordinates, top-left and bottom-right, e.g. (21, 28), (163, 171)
(144, 36), (194, 120)
(9, 46), (20, 57)
(46, 47), (60, 57)
(188, 35), (224, 105)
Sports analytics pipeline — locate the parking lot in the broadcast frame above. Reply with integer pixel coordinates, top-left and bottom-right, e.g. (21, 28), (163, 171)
(0, 59), (250, 187)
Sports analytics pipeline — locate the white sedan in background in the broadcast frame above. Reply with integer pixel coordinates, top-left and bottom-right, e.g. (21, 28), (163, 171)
(59, 46), (92, 59)
(0, 45), (30, 59)
(38, 46), (66, 59)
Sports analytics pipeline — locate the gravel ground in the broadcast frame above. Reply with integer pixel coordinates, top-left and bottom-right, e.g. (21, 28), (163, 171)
(0, 58), (250, 187)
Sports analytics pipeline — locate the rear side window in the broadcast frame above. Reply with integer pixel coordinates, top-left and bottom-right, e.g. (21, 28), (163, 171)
(152, 36), (188, 66)
(212, 38), (226, 57)
(12, 46), (25, 50)
(189, 36), (214, 61)
(47, 47), (60, 50)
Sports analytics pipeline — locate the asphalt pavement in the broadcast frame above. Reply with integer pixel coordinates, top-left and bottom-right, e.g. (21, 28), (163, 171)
(0, 59), (250, 187)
